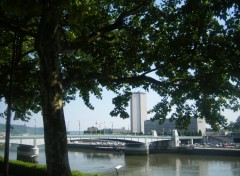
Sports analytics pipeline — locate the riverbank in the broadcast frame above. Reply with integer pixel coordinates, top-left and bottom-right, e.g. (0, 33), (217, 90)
(150, 147), (240, 157)
(68, 142), (240, 157)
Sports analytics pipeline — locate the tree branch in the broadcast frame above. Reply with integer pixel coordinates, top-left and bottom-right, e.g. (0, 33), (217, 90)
(0, 16), (36, 37)
(0, 7), (36, 37)
(62, 71), (170, 89)
(63, 0), (152, 51)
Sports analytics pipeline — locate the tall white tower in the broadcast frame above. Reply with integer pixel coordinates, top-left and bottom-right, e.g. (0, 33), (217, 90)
(130, 92), (147, 134)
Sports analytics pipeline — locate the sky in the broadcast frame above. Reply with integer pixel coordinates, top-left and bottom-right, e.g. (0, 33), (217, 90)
(0, 88), (240, 131)
(0, 88), (159, 131)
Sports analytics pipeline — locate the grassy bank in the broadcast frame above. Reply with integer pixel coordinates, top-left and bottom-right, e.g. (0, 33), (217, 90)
(0, 156), (103, 176)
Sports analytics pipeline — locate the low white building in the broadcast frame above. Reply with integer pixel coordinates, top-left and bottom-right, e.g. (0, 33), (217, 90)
(144, 117), (206, 136)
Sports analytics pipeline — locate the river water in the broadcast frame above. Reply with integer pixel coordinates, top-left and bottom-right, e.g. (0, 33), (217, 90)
(1, 148), (240, 176)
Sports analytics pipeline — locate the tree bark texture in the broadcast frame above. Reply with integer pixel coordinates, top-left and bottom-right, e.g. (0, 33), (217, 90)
(36, 9), (71, 176)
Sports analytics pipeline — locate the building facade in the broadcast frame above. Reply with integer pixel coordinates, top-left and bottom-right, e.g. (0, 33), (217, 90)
(144, 118), (206, 136)
(130, 92), (147, 134)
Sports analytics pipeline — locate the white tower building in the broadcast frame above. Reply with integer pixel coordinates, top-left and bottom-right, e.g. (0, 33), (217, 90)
(130, 92), (147, 134)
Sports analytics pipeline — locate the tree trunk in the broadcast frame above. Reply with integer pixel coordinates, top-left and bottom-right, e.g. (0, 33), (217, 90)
(4, 33), (18, 176)
(36, 9), (71, 176)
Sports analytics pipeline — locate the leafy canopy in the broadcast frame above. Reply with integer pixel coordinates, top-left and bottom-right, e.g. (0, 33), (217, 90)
(0, 0), (239, 130)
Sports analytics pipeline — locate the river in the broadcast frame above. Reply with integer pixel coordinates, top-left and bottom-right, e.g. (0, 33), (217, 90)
(1, 148), (240, 176)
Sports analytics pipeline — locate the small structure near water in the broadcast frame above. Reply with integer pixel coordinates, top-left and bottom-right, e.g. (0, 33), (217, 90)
(17, 144), (39, 163)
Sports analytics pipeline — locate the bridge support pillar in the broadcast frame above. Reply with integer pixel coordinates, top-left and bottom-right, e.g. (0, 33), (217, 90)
(190, 139), (194, 145)
(172, 130), (180, 147)
(17, 144), (39, 163)
(34, 138), (37, 146)
(124, 143), (149, 155)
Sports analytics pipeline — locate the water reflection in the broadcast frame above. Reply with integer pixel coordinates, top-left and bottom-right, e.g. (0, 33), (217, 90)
(85, 153), (111, 159)
(1, 148), (240, 176)
(69, 148), (123, 160)
(121, 154), (240, 176)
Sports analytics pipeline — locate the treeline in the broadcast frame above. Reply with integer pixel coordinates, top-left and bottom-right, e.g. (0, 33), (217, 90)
(226, 116), (240, 132)
(0, 123), (44, 135)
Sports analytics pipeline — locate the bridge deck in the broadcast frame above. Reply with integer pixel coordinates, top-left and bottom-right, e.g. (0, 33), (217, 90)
(0, 134), (203, 146)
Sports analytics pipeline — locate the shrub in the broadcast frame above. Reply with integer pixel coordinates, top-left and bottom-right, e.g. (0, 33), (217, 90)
(0, 156), (46, 176)
(0, 156), (104, 176)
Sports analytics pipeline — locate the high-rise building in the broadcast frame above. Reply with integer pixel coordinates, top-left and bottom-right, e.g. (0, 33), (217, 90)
(130, 92), (147, 134)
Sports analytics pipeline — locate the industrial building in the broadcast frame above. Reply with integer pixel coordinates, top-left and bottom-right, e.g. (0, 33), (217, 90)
(144, 118), (206, 136)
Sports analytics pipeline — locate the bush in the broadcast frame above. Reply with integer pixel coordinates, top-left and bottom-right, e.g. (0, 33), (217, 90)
(0, 156), (104, 176)
(0, 156), (46, 176)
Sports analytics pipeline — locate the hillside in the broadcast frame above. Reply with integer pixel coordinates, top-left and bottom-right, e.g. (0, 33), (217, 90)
(0, 123), (44, 135)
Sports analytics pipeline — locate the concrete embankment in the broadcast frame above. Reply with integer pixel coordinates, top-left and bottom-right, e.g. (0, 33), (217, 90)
(67, 142), (124, 152)
(182, 147), (240, 157)
(150, 147), (240, 157)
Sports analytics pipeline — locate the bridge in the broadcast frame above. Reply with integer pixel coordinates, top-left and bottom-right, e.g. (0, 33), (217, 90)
(0, 131), (203, 155)
(0, 134), (167, 146)
(0, 133), (203, 147)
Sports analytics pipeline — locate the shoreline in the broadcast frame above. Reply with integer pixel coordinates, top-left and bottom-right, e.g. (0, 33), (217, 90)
(150, 147), (240, 157)
(68, 142), (240, 157)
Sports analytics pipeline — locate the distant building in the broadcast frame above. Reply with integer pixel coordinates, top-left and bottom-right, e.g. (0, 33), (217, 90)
(85, 127), (130, 135)
(144, 118), (206, 136)
(205, 128), (229, 136)
(87, 126), (98, 133)
(112, 127), (131, 134)
(130, 92), (147, 134)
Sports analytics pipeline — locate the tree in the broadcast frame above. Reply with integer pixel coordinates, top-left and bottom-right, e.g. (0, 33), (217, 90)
(234, 116), (240, 131)
(227, 116), (240, 132)
(0, 1), (239, 176)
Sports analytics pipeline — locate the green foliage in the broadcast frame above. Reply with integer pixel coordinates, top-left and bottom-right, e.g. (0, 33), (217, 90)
(71, 170), (103, 176)
(198, 130), (202, 136)
(0, 0), (239, 149)
(0, 156), (46, 176)
(0, 156), (103, 176)
(6, 1), (240, 175)
(110, 91), (132, 119)
(226, 116), (240, 132)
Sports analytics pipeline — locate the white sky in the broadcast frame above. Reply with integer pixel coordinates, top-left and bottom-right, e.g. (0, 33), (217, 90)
(0, 88), (239, 131)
